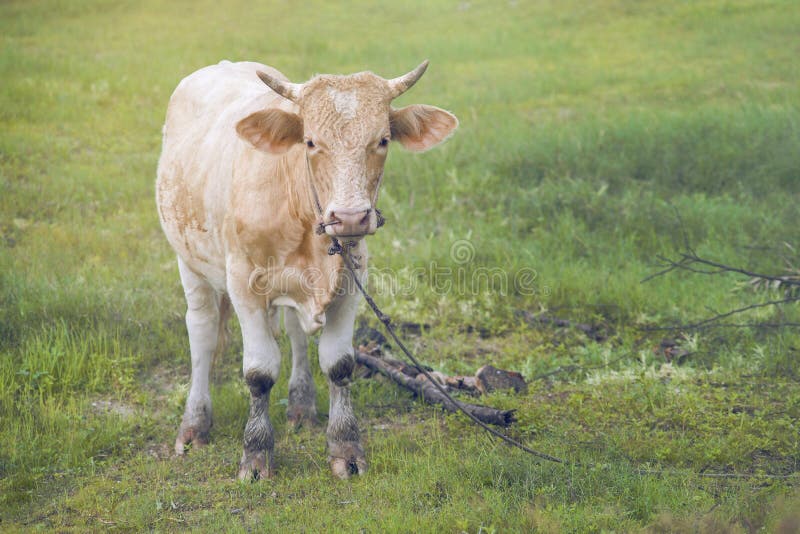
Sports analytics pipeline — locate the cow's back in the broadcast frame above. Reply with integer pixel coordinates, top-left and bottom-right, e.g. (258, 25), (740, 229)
(162, 61), (289, 142)
(156, 61), (292, 288)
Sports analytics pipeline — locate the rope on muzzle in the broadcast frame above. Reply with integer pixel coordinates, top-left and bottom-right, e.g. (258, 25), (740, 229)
(306, 152), (385, 238)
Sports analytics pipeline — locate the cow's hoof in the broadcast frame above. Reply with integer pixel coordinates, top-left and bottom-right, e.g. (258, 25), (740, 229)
(288, 384), (318, 430)
(287, 405), (319, 430)
(238, 451), (273, 481)
(174, 427), (209, 455)
(328, 441), (367, 479)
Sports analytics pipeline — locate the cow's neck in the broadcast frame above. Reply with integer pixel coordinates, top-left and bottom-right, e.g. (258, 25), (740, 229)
(248, 147), (359, 333)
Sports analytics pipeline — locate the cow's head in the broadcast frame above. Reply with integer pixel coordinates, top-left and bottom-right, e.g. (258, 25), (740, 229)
(236, 61), (458, 238)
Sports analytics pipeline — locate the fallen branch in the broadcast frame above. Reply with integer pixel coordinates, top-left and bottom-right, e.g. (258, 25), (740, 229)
(383, 359), (525, 396)
(355, 350), (516, 427)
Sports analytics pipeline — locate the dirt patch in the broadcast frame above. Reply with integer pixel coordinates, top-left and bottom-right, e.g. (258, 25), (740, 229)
(90, 399), (136, 418)
(145, 441), (174, 460)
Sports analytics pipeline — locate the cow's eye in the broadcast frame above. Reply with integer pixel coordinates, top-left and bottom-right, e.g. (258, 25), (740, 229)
(379, 137), (389, 148)
(306, 139), (315, 149)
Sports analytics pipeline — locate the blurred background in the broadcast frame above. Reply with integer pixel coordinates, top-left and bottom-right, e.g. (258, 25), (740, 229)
(1, 0), (799, 530)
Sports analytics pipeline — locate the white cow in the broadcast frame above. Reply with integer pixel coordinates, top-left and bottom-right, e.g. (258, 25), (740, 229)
(156, 59), (458, 479)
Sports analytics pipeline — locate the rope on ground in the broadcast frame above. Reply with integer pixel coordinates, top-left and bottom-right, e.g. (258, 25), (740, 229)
(334, 242), (799, 482)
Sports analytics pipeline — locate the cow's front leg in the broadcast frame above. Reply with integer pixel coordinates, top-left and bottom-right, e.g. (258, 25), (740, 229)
(319, 289), (366, 479)
(228, 265), (281, 481)
(237, 306), (281, 480)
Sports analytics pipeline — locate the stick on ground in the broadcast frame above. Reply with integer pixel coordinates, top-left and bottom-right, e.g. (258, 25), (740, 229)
(355, 350), (516, 427)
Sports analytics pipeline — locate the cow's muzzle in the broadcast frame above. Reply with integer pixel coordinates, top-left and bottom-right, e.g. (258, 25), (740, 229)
(324, 207), (378, 238)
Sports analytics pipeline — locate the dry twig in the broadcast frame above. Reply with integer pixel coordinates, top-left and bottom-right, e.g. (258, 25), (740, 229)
(355, 350), (516, 427)
(641, 248), (800, 331)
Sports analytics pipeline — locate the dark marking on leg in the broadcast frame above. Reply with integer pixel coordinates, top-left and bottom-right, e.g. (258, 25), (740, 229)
(245, 371), (274, 397)
(327, 355), (355, 387)
(238, 371), (275, 480)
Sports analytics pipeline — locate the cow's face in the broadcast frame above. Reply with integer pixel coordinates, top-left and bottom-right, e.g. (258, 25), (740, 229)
(236, 62), (458, 238)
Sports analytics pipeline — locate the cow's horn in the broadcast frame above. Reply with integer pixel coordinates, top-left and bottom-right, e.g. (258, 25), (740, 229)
(387, 60), (429, 99)
(256, 70), (302, 102)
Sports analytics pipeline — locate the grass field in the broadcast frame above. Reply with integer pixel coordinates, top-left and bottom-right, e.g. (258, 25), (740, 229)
(2, 0), (800, 531)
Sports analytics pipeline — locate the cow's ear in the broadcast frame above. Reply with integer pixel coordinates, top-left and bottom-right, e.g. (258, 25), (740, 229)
(236, 109), (303, 154)
(390, 105), (458, 152)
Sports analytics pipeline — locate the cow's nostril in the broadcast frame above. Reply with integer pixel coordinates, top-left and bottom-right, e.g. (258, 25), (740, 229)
(325, 208), (373, 235)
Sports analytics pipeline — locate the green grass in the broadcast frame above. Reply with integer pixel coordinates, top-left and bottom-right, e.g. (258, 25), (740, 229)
(2, 0), (800, 531)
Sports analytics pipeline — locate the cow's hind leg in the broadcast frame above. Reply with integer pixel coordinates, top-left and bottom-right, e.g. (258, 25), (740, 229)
(175, 258), (229, 454)
(319, 291), (366, 479)
(285, 308), (318, 428)
(227, 262), (281, 480)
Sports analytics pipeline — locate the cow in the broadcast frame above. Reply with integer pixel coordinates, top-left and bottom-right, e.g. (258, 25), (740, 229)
(156, 59), (458, 480)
